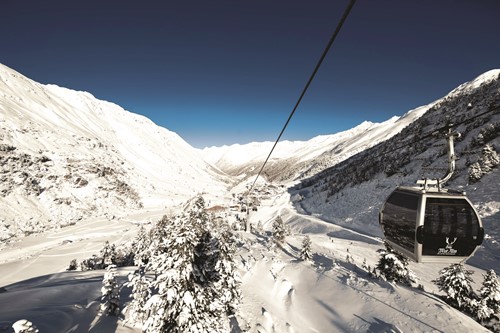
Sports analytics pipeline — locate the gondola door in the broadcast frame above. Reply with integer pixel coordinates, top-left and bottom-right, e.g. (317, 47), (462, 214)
(416, 195), (484, 262)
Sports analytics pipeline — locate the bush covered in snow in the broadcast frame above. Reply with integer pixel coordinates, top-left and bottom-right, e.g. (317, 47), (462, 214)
(69, 240), (135, 271)
(12, 319), (39, 333)
(375, 242), (416, 286)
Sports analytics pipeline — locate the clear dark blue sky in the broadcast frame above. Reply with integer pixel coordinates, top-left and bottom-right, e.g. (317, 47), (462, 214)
(1, 0), (499, 148)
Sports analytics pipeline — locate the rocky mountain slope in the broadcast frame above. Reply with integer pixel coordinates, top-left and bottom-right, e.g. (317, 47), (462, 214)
(0, 63), (229, 241)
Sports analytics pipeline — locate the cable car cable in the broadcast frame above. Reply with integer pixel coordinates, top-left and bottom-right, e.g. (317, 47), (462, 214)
(247, 0), (357, 194)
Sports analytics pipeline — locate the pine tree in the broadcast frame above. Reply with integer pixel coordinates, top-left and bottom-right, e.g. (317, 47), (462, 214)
(255, 220), (264, 235)
(214, 227), (241, 315)
(144, 214), (198, 333)
(131, 225), (150, 266)
(300, 235), (313, 261)
(143, 197), (232, 333)
(113, 245), (135, 267)
(125, 266), (150, 327)
(469, 144), (500, 183)
(468, 162), (483, 183)
(432, 263), (475, 310)
(193, 231), (219, 286)
(67, 258), (77, 271)
(272, 215), (286, 245)
(481, 144), (500, 172)
(189, 196), (210, 227)
(474, 269), (500, 321)
(101, 264), (120, 316)
(149, 215), (172, 256)
(100, 241), (117, 268)
(376, 242), (416, 286)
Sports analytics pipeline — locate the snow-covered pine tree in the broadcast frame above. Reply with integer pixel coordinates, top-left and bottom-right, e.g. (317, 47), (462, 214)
(143, 213), (197, 332)
(101, 264), (120, 316)
(125, 266), (150, 327)
(376, 242), (416, 286)
(214, 227), (241, 315)
(189, 196), (210, 228)
(469, 144), (500, 183)
(468, 162), (483, 183)
(79, 254), (99, 271)
(12, 319), (39, 333)
(131, 225), (149, 261)
(272, 215), (286, 245)
(481, 144), (500, 172)
(300, 235), (313, 261)
(100, 240), (117, 268)
(67, 258), (77, 271)
(254, 220), (264, 235)
(194, 231), (219, 286)
(474, 269), (500, 322)
(149, 214), (172, 256)
(432, 263), (475, 310)
(143, 196), (231, 333)
(113, 244), (135, 267)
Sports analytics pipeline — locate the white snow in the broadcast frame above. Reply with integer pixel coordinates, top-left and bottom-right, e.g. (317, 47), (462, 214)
(0, 188), (493, 333)
(0, 63), (230, 239)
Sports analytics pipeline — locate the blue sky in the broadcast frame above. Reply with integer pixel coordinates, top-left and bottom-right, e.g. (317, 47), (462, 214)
(1, 0), (499, 148)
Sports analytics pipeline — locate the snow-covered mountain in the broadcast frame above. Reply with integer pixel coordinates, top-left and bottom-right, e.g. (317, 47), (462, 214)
(291, 69), (500, 269)
(202, 106), (429, 182)
(202, 71), (500, 187)
(0, 63), (229, 240)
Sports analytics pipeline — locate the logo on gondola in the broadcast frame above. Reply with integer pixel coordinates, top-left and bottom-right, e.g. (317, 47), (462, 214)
(438, 237), (458, 255)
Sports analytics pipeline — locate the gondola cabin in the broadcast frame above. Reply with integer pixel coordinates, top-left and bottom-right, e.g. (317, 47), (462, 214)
(379, 186), (484, 263)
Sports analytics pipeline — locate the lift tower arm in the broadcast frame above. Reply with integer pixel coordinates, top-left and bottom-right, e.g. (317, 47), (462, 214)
(417, 128), (460, 191)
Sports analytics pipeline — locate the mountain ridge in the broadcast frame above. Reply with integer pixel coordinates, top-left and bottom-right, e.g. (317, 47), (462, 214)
(0, 63), (229, 241)
(290, 69), (500, 270)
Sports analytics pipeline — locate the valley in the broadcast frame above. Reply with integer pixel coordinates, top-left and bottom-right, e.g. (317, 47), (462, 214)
(0, 63), (499, 332)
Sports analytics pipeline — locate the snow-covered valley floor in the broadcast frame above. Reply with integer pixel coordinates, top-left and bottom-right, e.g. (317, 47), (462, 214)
(0, 191), (491, 333)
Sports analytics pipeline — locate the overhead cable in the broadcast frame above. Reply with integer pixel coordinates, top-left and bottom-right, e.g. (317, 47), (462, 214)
(248, 0), (357, 193)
